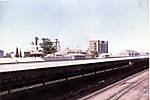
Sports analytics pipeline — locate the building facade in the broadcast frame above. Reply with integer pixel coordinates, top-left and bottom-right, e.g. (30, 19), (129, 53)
(89, 40), (108, 54)
(0, 50), (4, 58)
(118, 50), (140, 57)
(24, 37), (61, 57)
(24, 51), (31, 57)
(55, 48), (86, 57)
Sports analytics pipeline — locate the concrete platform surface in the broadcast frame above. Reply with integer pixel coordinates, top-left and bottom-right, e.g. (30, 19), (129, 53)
(0, 56), (148, 73)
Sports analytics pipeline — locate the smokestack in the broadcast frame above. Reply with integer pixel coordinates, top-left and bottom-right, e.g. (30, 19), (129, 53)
(35, 37), (39, 45)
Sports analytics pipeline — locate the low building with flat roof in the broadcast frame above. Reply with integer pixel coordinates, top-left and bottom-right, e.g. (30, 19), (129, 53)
(118, 50), (140, 57)
(0, 50), (4, 58)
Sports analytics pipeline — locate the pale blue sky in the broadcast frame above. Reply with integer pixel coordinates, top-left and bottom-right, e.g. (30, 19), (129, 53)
(0, 0), (149, 54)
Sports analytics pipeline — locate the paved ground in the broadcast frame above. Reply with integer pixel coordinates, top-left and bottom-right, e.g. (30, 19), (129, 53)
(0, 56), (147, 73)
(0, 57), (44, 64)
(80, 70), (149, 100)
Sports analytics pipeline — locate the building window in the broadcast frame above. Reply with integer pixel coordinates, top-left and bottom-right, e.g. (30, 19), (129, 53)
(93, 43), (97, 51)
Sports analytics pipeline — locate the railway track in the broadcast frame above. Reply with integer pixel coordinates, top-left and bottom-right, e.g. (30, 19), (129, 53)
(79, 68), (148, 100)
(107, 75), (147, 100)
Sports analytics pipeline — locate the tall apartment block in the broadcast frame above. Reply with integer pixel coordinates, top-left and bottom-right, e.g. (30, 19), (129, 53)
(89, 40), (108, 53)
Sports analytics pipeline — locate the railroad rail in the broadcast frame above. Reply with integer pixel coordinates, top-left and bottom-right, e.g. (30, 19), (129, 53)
(80, 69), (149, 100)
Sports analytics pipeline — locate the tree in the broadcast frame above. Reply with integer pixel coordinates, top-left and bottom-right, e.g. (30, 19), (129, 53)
(19, 49), (22, 57)
(40, 38), (56, 54)
(91, 51), (99, 57)
(15, 47), (19, 57)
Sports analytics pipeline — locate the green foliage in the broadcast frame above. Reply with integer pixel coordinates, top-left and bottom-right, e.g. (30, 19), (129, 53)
(20, 49), (22, 57)
(40, 38), (56, 54)
(15, 47), (19, 57)
(91, 51), (99, 57)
